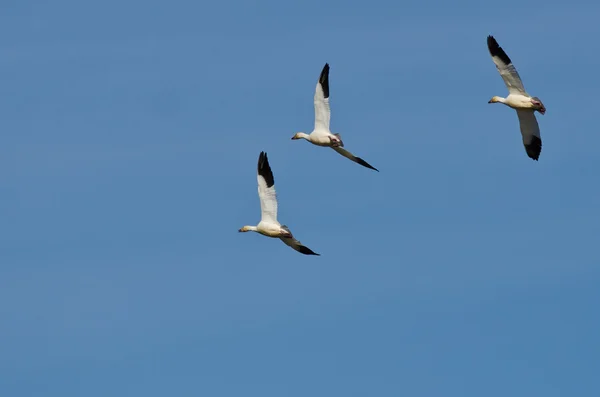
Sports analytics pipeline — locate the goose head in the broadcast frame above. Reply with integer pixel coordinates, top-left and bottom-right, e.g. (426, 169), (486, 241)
(291, 132), (309, 140)
(488, 96), (503, 104)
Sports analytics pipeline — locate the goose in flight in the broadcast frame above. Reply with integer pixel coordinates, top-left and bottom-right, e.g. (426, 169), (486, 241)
(291, 63), (379, 171)
(487, 35), (546, 161)
(239, 152), (320, 256)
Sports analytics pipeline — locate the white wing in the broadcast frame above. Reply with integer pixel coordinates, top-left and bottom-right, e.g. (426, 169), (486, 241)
(314, 63), (331, 131)
(332, 147), (379, 171)
(516, 110), (542, 161)
(257, 152), (278, 223)
(487, 36), (528, 96)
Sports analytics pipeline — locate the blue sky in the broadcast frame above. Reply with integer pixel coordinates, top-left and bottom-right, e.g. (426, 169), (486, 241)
(2, 0), (599, 395)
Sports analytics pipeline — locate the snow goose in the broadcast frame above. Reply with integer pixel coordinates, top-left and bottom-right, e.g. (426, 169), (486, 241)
(487, 35), (546, 161)
(292, 63), (379, 171)
(239, 152), (320, 256)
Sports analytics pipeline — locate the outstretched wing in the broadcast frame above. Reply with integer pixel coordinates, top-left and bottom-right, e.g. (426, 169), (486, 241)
(516, 110), (542, 161)
(280, 237), (320, 256)
(279, 225), (319, 256)
(487, 35), (528, 96)
(279, 225), (321, 256)
(314, 63), (331, 131)
(332, 147), (379, 171)
(257, 151), (278, 223)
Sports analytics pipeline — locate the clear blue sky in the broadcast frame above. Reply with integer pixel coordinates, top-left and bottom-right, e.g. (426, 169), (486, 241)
(2, 0), (599, 395)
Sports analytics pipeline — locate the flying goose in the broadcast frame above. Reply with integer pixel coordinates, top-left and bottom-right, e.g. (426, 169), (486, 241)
(292, 63), (379, 171)
(239, 152), (320, 256)
(487, 35), (546, 161)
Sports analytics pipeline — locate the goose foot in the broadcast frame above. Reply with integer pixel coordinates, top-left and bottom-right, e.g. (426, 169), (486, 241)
(329, 136), (342, 147)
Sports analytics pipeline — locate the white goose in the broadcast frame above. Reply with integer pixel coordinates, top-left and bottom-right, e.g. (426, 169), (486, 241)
(239, 152), (320, 256)
(487, 35), (546, 161)
(292, 63), (379, 171)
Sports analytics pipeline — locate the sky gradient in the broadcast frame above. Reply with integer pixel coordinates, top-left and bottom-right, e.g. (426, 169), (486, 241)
(2, 0), (600, 396)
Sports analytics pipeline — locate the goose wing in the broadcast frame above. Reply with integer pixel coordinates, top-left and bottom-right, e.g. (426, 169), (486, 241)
(516, 110), (542, 161)
(487, 35), (528, 96)
(314, 63), (331, 131)
(257, 152), (278, 223)
(332, 146), (379, 171)
(279, 226), (320, 256)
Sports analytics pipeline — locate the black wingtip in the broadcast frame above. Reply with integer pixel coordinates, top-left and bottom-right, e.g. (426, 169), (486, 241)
(355, 157), (379, 172)
(298, 245), (320, 256)
(487, 35), (512, 65)
(525, 136), (542, 161)
(257, 151), (275, 187)
(319, 63), (330, 99)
